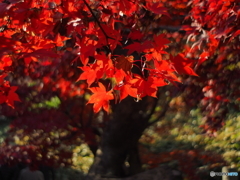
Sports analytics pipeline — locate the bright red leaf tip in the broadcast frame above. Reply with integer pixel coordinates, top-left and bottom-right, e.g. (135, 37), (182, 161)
(6, 86), (21, 108)
(0, 55), (12, 70)
(171, 54), (198, 76)
(88, 82), (114, 113)
(77, 66), (96, 86)
(154, 34), (171, 51)
(130, 75), (158, 98)
(198, 52), (209, 65)
(144, 2), (170, 17)
(54, 34), (70, 47)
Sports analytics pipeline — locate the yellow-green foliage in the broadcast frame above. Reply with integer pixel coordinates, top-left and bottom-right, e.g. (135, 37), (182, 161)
(72, 144), (94, 174)
(141, 108), (240, 171)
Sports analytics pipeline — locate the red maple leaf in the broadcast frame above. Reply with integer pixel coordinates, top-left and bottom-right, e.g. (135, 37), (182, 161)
(144, 2), (170, 17)
(0, 3), (10, 17)
(77, 66), (96, 86)
(124, 41), (153, 55)
(0, 55), (12, 70)
(130, 75), (158, 98)
(6, 86), (21, 108)
(54, 34), (70, 47)
(198, 51), (209, 65)
(129, 30), (144, 40)
(170, 54), (198, 76)
(114, 82), (138, 101)
(119, 0), (137, 16)
(88, 83), (114, 113)
(115, 55), (133, 73)
(114, 69), (126, 84)
(153, 34), (171, 52)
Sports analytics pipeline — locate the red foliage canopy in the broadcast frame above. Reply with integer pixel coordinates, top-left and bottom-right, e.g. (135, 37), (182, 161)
(0, 0), (197, 113)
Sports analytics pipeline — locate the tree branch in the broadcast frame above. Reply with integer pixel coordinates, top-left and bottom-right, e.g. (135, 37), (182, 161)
(146, 86), (182, 127)
(82, 0), (115, 46)
(154, 25), (184, 33)
(143, 97), (159, 122)
(147, 99), (171, 127)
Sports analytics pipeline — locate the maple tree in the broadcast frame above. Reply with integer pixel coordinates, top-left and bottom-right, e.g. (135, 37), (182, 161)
(0, 0), (239, 179)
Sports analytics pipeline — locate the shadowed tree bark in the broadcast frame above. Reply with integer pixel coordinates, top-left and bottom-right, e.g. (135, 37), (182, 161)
(86, 97), (150, 179)
(86, 86), (177, 180)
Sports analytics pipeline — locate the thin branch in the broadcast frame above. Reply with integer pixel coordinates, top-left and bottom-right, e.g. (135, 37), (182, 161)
(143, 97), (159, 121)
(79, 94), (86, 127)
(82, 0), (115, 46)
(147, 98), (171, 127)
(146, 87), (181, 127)
(155, 25), (183, 32)
(63, 109), (82, 129)
(86, 104), (94, 128)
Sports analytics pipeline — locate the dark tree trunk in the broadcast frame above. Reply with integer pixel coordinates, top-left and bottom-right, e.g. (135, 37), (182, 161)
(85, 97), (153, 180)
(85, 85), (177, 180)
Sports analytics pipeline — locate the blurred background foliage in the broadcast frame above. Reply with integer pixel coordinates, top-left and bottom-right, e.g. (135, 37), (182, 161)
(1, 93), (239, 180)
(139, 96), (240, 179)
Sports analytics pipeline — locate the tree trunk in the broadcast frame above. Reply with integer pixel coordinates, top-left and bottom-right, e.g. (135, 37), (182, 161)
(85, 97), (153, 180)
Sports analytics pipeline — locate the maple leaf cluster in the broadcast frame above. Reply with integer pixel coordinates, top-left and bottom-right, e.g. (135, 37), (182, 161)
(184, 0), (240, 65)
(0, 0), (198, 113)
(0, 74), (20, 108)
(180, 0), (240, 132)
